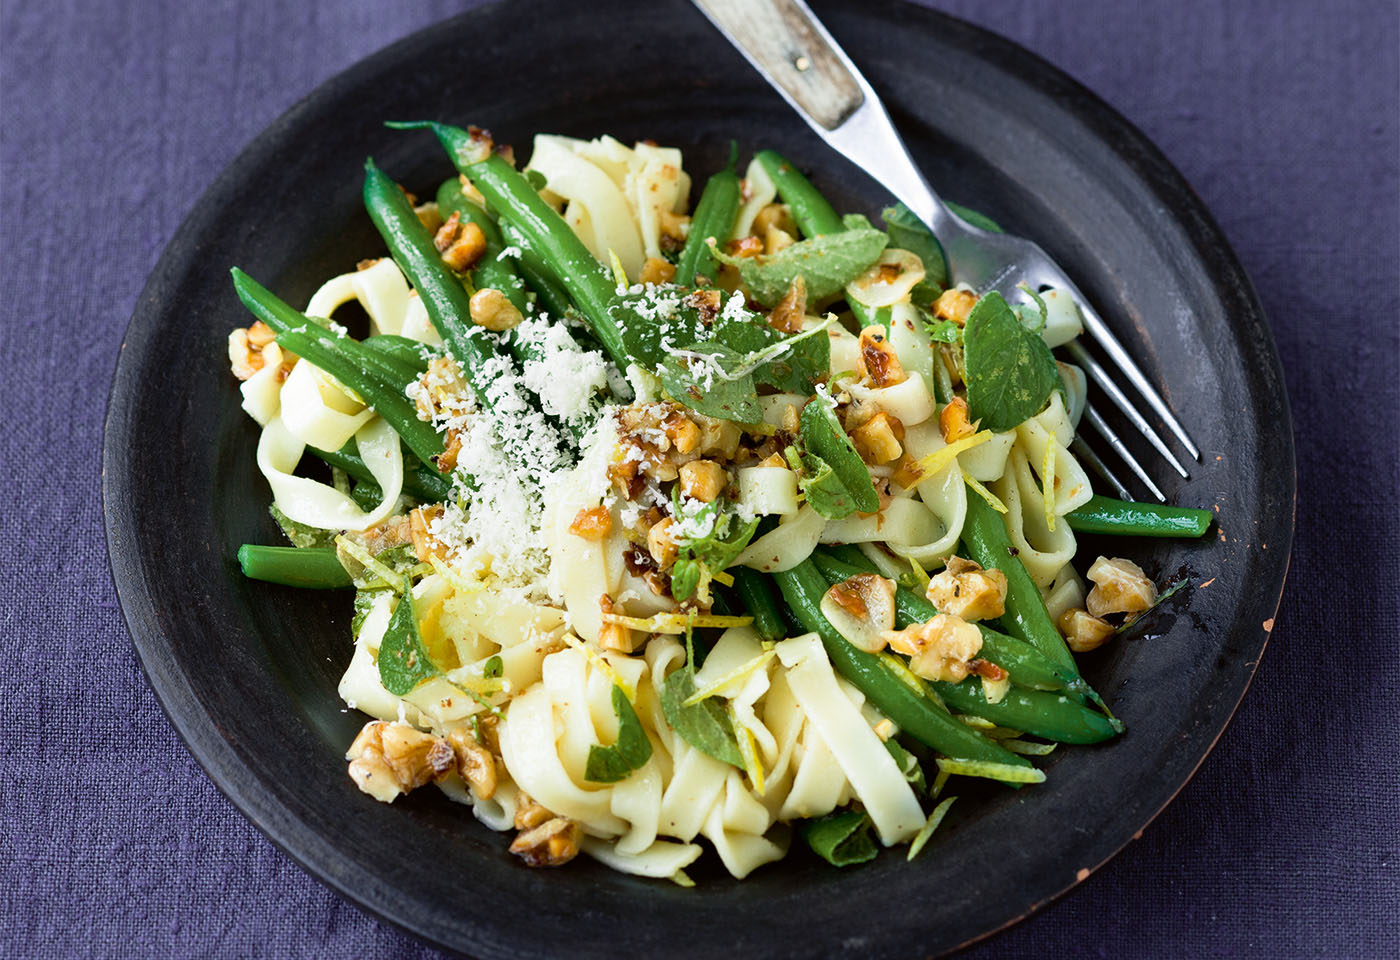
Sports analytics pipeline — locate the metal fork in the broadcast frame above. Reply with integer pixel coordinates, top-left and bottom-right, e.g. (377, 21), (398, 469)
(691, 0), (1200, 501)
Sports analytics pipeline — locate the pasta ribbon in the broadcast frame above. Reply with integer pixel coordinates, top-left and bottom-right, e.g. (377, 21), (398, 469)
(256, 414), (403, 531)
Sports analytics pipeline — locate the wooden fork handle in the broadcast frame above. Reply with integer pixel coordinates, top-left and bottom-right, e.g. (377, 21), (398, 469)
(692, 0), (864, 130)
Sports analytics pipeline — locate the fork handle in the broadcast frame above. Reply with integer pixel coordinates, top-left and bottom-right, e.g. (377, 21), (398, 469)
(692, 0), (954, 236)
(691, 0), (863, 130)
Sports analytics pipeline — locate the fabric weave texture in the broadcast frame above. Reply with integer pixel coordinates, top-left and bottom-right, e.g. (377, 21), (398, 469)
(1, 0), (1396, 956)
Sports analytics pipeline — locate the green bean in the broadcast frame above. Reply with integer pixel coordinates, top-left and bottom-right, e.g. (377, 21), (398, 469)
(960, 490), (1076, 670)
(754, 149), (844, 237)
(361, 334), (431, 378)
(808, 549), (1085, 696)
(731, 566), (786, 643)
(1066, 495), (1213, 538)
(928, 680), (1120, 744)
(310, 438), (453, 504)
(362, 158), (509, 412)
(231, 269), (446, 467)
(675, 154), (741, 286)
(237, 545), (352, 589)
(435, 177), (529, 314)
(772, 561), (1028, 768)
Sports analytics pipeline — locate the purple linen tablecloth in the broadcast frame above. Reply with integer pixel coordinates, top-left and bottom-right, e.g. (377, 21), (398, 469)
(2, 0), (1396, 956)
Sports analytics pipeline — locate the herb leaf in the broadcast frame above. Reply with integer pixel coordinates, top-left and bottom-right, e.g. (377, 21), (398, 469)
(659, 669), (745, 768)
(963, 291), (1059, 432)
(711, 228), (889, 306)
(881, 203), (949, 291)
(947, 201), (1004, 234)
(883, 738), (928, 794)
(585, 684), (654, 783)
(801, 809), (879, 867)
(799, 394), (879, 515)
(657, 341), (762, 423)
(270, 503), (335, 548)
(794, 451), (858, 519)
(352, 587), (389, 635)
(669, 495), (761, 601)
(377, 577), (440, 696)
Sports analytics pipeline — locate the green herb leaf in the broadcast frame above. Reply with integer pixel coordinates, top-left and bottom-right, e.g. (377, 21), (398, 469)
(670, 559), (702, 603)
(269, 504), (335, 548)
(947, 201), (1004, 234)
(657, 341), (762, 423)
(883, 738), (928, 794)
(669, 496), (762, 601)
(349, 479), (383, 512)
(659, 669), (745, 767)
(801, 809), (879, 867)
(795, 451), (858, 519)
(920, 311), (962, 344)
(377, 578), (440, 696)
(841, 212), (875, 232)
(711, 228), (889, 306)
(799, 394), (879, 515)
(351, 587), (389, 635)
(962, 291), (1059, 432)
(880, 203), (949, 291)
(482, 654), (504, 678)
(584, 685), (654, 783)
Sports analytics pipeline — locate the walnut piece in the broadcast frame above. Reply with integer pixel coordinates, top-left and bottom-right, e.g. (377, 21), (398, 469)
(345, 721), (450, 803)
(925, 555), (1008, 622)
(884, 613), (984, 683)
(1085, 556), (1158, 618)
(1058, 608), (1116, 653)
(510, 817), (581, 867)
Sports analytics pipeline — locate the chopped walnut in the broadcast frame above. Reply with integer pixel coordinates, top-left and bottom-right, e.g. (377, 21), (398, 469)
(510, 816), (581, 867)
(764, 223), (796, 254)
(658, 209), (691, 243)
(640, 257), (677, 285)
(514, 792), (553, 831)
(355, 513), (414, 554)
(884, 613), (984, 683)
(434, 430), (463, 473)
(469, 287), (523, 331)
(1058, 608), (1116, 653)
(414, 200), (445, 234)
(445, 727), (497, 800)
(858, 326), (907, 387)
(646, 517), (679, 570)
(409, 505), (447, 562)
(568, 505), (613, 541)
(752, 202), (798, 237)
(891, 453), (925, 489)
(597, 594), (638, 653)
(679, 460), (726, 502)
(933, 288), (978, 326)
(1085, 556), (1158, 618)
(346, 721), (449, 803)
(725, 235), (764, 259)
(768, 274), (807, 334)
(227, 321), (287, 381)
(850, 411), (905, 465)
(939, 396), (978, 443)
(925, 555), (1008, 622)
(433, 211), (487, 272)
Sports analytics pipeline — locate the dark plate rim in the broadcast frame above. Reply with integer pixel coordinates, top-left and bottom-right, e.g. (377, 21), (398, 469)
(101, 0), (1295, 955)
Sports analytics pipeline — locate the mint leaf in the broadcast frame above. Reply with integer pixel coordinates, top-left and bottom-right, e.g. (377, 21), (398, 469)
(585, 685), (653, 783)
(947, 201), (1004, 234)
(794, 451), (858, 519)
(712, 228), (889, 306)
(883, 738), (928, 794)
(657, 342), (762, 423)
(881, 203), (949, 291)
(669, 496), (761, 601)
(352, 587), (390, 635)
(799, 395), (879, 515)
(801, 810), (878, 867)
(377, 578), (440, 696)
(659, 669), (745, 768)
(920, 311), (962, 344)
(963, 292), (1059, 432)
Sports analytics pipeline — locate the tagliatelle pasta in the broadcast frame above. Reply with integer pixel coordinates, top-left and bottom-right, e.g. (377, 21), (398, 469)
(227, 126), (1210, 884)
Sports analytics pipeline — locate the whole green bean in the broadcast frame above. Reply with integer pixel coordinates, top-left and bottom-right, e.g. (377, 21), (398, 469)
(361, 334), (431, 378)
(772, 561), (1028, 768)
(231, 269), (445, 467)
(675, 159), (741, 286)
(1066, 495), (1213, 538)
(310, 438), (453, 504)
(237, 545), (352, 589)
(928, 679), (1120, 744)
(731, 566), (786, 643)
(960, 490), (1076, 670)
(808, 549), (1086, 696)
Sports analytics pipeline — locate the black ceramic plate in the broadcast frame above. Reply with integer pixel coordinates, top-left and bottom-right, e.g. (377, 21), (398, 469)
(103, 0), (1294, 956)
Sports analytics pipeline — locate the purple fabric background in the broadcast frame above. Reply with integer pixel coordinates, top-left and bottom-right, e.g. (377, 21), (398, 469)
(2, 0), (1396, 956)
